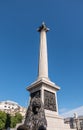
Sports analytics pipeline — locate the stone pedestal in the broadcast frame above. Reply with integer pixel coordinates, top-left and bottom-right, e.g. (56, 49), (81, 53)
(27, 78), (60, 114)
(27, 78), (75, 130)
(45, 110), (73, 130)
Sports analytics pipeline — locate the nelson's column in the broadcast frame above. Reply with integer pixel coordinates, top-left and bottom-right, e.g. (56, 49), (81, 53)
(25, 23), (75, 130)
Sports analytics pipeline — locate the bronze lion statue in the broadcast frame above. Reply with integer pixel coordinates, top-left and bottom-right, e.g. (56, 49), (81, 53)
(17, 97), (47, 130)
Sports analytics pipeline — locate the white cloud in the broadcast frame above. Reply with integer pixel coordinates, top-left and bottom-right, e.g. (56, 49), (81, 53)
(59, 108), (69, 114)
(61, 106), (83, 118)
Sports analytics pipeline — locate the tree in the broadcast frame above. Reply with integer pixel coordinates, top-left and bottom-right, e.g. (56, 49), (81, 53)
(10, 116), (17, 128)
(10, 113), (23, 128)
(0, 111), (7, 130)
(5, 113), (11, 129)
(15, 112), (23, 123)
(0, 111), (23, 129)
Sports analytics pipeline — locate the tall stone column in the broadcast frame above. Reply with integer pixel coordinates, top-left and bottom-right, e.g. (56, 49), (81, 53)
(37, 22), (49, 79)
(27, 23), (60, 112)
(26, 23), (73, 130)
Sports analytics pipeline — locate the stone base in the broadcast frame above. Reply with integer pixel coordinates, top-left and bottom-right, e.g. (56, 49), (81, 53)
(45, 110), (76, 130)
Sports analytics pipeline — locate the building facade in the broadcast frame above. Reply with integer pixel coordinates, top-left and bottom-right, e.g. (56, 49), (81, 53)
(64, 116), (83, 130)
(0, 100), (26, 116)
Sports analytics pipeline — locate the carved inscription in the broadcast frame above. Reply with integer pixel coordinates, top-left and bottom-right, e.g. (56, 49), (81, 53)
(30, 90), (41, 98)
(44, 90), (57, 111)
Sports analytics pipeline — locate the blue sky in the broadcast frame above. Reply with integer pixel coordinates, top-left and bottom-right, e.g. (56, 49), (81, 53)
(0, 0), (83, 114)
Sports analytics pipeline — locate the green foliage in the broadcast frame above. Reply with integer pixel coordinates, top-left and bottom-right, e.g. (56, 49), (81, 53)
(15, 112), (23, 123)
(10, 113), (23, 128)
(0, 111), (7, 130)
(10, 116), (17, 128)
(0, 119), (5, 130)
(0, 111), (23, 129)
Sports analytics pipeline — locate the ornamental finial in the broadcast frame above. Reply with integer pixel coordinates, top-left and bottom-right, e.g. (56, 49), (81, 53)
(37, 22), (50, 32)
